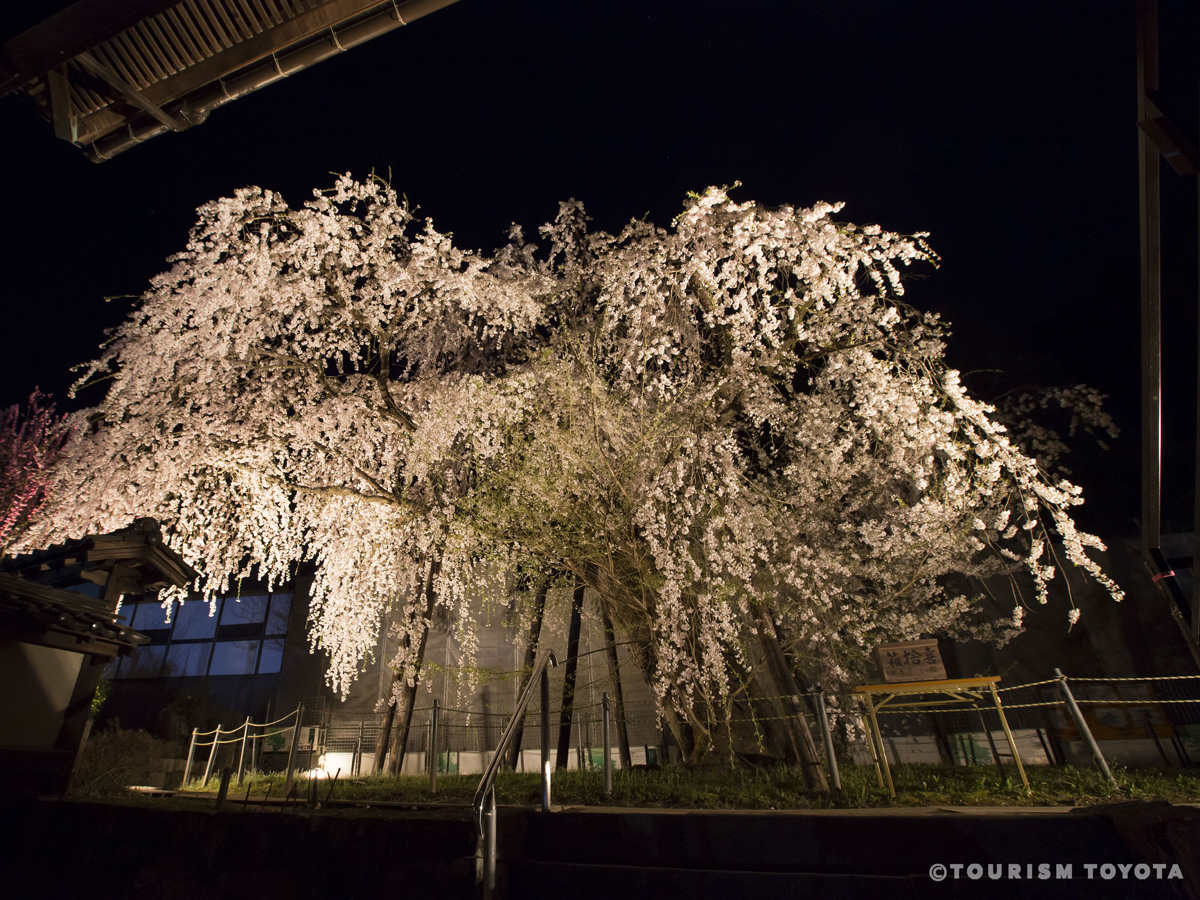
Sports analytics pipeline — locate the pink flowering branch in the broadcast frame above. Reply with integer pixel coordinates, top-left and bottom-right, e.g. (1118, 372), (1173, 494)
(0, 392), (71, 556)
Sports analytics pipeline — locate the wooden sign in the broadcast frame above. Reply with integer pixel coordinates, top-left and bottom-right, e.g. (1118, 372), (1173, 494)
(873, 639), (947, 683)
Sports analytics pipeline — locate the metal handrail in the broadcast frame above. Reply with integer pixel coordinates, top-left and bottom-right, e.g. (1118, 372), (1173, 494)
(473, 649), (557, 898)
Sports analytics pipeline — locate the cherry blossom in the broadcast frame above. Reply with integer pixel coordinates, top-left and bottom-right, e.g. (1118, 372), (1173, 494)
(26, 177), (1122, 759)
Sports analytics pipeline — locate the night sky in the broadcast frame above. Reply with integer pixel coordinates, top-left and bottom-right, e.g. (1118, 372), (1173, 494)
(0, 0), (1196, 535)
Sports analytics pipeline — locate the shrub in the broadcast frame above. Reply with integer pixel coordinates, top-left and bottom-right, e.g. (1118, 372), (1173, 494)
(69, 726), (165, 798)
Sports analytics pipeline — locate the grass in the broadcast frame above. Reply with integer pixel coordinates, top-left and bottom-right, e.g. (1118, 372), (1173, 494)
(175, 762), (1200, 810)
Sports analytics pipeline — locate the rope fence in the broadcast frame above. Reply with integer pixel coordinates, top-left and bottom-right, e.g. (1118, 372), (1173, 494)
(179, 664), (1200, 795)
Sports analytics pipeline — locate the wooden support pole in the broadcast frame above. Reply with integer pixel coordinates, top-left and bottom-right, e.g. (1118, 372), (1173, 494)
(555, 578), (585, 770)
(203, 723), (222, 786)
(284, 705), (302, 796)
(863, 695), (894, 797)
(182, 728), (198, 786)
(988, 682), (1030, 792)
(597, 590), (632, 770)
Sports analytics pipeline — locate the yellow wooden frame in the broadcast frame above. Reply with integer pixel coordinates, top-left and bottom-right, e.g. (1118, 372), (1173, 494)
(852, 676), (1030, 796)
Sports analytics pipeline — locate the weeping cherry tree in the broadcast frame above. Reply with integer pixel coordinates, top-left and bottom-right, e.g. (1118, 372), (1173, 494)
(26, 176), (1122, 780)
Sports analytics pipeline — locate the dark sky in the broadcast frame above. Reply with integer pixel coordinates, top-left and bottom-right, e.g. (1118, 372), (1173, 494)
(0, 0), (1196, 533)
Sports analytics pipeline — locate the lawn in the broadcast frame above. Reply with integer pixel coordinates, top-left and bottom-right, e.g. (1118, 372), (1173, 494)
(175, 762), (1200, 809)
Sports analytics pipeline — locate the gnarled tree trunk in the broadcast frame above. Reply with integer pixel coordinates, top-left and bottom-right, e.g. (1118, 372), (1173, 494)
(372, 557), (441, 774)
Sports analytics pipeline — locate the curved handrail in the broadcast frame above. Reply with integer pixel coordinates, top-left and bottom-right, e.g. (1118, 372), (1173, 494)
(473, 649), (558, 833)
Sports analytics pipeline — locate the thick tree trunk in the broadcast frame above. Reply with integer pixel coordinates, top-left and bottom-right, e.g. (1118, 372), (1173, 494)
(371, 558), (441, 775)
(597, 591), (632, 769)
(659, 702), (698, 763)
(505, 579), (548, 769)
(555, 577), (586, 770)
(372, 698), (397, 773)
(753, 601), (829, 791)
(386, 559), (441, 774)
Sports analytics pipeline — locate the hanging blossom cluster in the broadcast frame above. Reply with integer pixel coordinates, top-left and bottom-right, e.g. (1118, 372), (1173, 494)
(0, 392), (70, 556)
(27, 176), (1121, 722)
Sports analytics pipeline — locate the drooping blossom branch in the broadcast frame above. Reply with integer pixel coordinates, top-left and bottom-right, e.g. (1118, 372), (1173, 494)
(0, 392), (70, 556)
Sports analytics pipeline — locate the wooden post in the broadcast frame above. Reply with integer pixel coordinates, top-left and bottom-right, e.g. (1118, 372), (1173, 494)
(556, 578), (585, 770)
(215, 767), (232, 811)
(863, 694), (894, 797)
(987, 682), (1029, 792)
(203, 723), (222, 786)
(236, 716), (251, 785)
(597, 590), (632, 769)
(182, 728), (198, 786)
(256, 700), (271, 772)
(284, 704), (303, 796)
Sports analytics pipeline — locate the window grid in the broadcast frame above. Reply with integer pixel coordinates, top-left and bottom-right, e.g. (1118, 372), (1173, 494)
(113, 591), (291, 679)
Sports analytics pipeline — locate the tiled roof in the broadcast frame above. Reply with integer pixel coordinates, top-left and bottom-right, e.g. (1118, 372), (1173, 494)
(0, 570), (148, 656)
(0, 517), (199, 593)
(1, 0), (460, 161)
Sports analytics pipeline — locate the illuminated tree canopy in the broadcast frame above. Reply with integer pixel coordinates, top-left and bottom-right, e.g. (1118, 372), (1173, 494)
(28, 176), (1122, 760)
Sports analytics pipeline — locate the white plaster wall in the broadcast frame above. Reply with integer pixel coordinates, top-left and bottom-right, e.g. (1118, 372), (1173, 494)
(0, 639), (83, 749)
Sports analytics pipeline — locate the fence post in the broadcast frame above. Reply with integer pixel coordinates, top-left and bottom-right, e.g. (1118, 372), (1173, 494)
(1053, 668), (1119, 789)
(182, 728), (198, 786)
(257, 699), (271, 772)
(236, 716), (251, 785)
(284, 704), (304, 797)
(812, 687), (841, 793)
(354, 720), (364, 777)
(602, 692), (612, 795)
(203, 723), (222, 786)
(429, 699), (440, 794)
(540, 661), (552, 811)
(215, 767), (232, 811)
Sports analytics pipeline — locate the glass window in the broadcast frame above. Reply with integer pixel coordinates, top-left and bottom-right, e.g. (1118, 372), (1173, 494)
(209, 640), (259, 676)
(265, 593), (292, 635)
(121, 645), (166, 678)
(219, 594), (268, 626)
(130, 601), (171, 630)
(257, 637), (285, 674)
(173, 599), (219, 640)
(164, 642), (211, 678)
